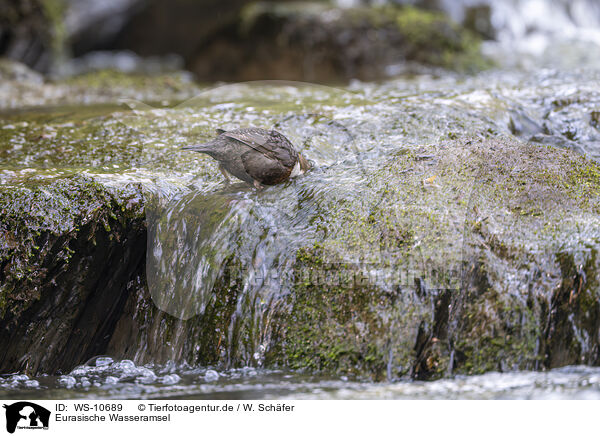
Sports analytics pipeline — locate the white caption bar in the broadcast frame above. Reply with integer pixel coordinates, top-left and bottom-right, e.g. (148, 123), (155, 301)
(0, 400), (597, 435)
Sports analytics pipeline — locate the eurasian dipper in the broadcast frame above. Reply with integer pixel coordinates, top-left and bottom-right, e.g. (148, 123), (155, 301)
(183, 127), (311, 188)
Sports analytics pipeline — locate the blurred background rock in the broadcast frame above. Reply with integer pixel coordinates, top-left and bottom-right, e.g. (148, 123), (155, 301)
(2, 0), (599, 82)
(0, 0), (496, 81)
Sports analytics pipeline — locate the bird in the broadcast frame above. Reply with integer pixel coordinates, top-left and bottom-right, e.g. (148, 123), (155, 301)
(182, 127), (311, 189)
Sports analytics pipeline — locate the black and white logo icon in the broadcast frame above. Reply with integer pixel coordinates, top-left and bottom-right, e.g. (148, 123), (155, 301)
(3, 402), (50, 434)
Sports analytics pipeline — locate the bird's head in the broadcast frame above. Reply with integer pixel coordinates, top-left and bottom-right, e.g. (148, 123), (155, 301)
(298, 154), (311, 174)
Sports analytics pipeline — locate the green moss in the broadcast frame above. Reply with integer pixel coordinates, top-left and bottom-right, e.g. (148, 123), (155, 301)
(353, 4), (493, 72)
(566, 158), (600, 209)
(391, 5), (492, 72)
(455, 301), (540, 375)
(276, 247), (389, 379)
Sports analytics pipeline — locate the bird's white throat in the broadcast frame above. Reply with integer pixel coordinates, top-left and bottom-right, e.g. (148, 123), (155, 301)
(290, 160), (303, 177)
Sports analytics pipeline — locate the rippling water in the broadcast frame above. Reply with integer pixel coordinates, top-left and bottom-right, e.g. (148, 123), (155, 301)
(2, 359), (600, 400)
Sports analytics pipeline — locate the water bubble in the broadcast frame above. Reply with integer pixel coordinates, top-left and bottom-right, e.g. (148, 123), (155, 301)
(23, 380), (40, 388)
(137, 368), (158, 384)
(204, 370), (220, 382)
(105, 376), (119, 385)
(58, 376), (77, 389)
(160, 374), (181, 385)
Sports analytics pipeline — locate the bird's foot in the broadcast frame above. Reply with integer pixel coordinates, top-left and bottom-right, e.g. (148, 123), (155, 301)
(218, 165), (232, 184)
(253, 180), (264, 190)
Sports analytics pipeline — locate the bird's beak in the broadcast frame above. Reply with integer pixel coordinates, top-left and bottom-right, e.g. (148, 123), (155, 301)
(298, 154), (311, 173)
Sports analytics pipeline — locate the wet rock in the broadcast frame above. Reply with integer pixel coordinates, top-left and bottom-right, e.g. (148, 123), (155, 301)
(0, 58), (44, 83)
(0, 59), (199, 109)
(3, 134), (598, 378)
(0, 176), (146, 374)
(0, 74), (599, 380)
(267, 138), (600, 379)
(508, 109), (545, 137)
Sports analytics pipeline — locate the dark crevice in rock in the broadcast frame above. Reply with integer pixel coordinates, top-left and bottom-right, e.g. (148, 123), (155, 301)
(542, 250), (600, 368)
(0, 216), (146, 374)
(411, 286), (453, 380)
(0, 178), (146, 375)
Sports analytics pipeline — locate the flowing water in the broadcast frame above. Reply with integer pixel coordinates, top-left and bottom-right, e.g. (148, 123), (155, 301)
(2, 358), (600, 400)
(2, 0), (600, 399)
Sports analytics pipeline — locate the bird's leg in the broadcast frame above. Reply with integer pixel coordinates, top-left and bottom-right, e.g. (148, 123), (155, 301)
(253, 179), (264, 190)
(218, 164), (231, 183)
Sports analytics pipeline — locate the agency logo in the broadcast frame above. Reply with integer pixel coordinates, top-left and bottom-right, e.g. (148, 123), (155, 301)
(2, 402), (50, 434)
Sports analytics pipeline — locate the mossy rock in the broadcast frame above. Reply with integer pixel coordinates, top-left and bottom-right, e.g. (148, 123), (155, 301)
(0, 59), (201, 109)
(269, 137), (600, 380)
(0, 175), (146, 373)
(0, 69), (599, 380)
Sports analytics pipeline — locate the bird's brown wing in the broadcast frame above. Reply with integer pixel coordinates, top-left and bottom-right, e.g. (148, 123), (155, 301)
(223, 129), (297, 168)
(223, 129), (277, 157)
(241, 150), (290, 185)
